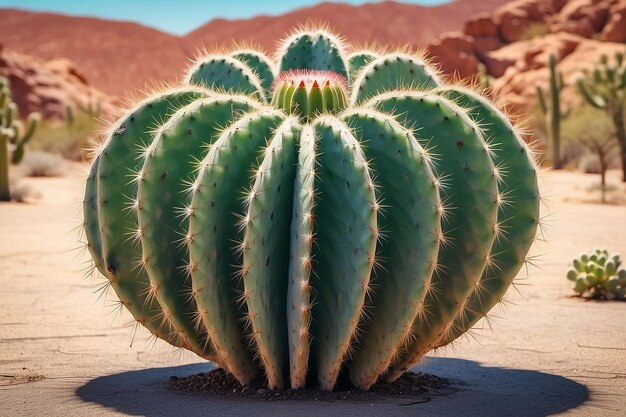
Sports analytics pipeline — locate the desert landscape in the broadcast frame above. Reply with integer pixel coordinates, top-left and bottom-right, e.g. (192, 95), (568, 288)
(0, 168), (624, 415)
(1, 0), (626, 416)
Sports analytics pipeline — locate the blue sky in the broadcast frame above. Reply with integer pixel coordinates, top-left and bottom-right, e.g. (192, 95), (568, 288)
(0, 0), (450, 35)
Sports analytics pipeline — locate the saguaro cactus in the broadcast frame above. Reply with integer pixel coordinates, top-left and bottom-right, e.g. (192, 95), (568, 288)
(83, 29), (540, 391)
(536, 53), (566, 169)
(577, 51), (626, 182)
(0, 76), (39, 201)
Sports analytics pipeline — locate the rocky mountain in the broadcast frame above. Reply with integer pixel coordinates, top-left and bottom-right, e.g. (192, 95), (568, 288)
(423, 0), (626, 115)
(0, 44), (116, 120)
(184, 0), (511, 54)
(2, 0), (626, 120)
(0, 8), (189, 97)
(0, 1), (510, 98)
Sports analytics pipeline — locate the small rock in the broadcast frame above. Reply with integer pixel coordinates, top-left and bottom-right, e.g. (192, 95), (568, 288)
(170, 376), (179, 381)
(257, 388), (270, 395)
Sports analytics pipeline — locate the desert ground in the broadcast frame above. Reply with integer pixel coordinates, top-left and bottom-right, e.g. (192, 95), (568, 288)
(0, 166), (625, 417)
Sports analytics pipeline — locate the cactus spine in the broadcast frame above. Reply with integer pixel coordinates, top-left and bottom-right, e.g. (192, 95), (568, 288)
(83, 28), (539, 391)
(0, 76), (39, 201)
(536, 53), (566, 170)
(577, 51), (626, 182)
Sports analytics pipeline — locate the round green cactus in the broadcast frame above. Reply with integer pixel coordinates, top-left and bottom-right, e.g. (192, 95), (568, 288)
(567, 249), (626, 300)
(83, 29), (540, 391)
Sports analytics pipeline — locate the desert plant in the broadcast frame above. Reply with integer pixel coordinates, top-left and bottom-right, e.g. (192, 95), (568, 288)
(20, 150), (66, 177)
(476, 62), (493, 92)
(560, 104), (618, 202)
(65, 104), (74, 128)
(347, 50), (379, 84)
(521, 21), (548, 41)
(66, 100), (102, 128)
(561, 104), (615, 165)
(536, 53), (567, 169)
(0, 75), (40, 201)
(83, 29), (540, 391)
(7, 175), (39, 202)
(30, 112), (99, 161)
(579, 137), (616, 203)
(567, 250), (626, 300)
(80, 100), (102, 119)
(577, 51), (626, 182)
(579, 153), (603, 174)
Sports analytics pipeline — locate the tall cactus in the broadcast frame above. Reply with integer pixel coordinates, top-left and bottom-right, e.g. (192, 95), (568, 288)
(83, 28), (540, 391)
(477, 62), (493, 92)
(0, 76), (40, 201)
(66, 99), (102, 128)
(536, 53), (566, 170)
(577, 51), (626, 182)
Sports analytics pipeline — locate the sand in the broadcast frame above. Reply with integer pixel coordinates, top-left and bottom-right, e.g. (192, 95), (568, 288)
(0, 166), (625, 417)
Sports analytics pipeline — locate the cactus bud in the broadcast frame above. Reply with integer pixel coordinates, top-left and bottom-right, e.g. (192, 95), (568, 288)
(273, 70), (347, 121)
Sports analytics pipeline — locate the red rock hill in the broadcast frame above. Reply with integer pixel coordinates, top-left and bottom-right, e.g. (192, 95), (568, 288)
(0, 1), (510, 98)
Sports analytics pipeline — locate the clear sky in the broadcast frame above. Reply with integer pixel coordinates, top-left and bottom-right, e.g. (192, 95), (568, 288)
(0, 0), (451, 35)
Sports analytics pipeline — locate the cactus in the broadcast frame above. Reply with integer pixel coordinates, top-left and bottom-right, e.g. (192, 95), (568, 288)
(80, 100), (102, 119)
(66, 99), (102, 127)
(567, 250), (626, 300)
(476, 62), (493, 92)
(65, 105), (74, 128)
(577, 51), (626, 182)
(83, 29), (540, 391)
(0, 76), (40, 201)
(536, 53), (567, 170)
(348, 50), (379, 84)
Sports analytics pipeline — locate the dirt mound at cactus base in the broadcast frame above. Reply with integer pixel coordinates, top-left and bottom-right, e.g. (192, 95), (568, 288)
(169, 368), (453, 402)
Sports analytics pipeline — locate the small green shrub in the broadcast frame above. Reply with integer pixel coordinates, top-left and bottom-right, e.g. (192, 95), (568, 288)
(567, 249), (626, 300)
(29, 113), (100, 161)
(8, 175), (40, 202)
(578, 153), (601, 174)
(521, 21), (548, 41)
(20, 151), (66, 177)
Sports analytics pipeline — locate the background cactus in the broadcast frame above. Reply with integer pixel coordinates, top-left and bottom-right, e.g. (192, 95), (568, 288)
(0, 75), (40, 201)
(577, 51), (626, 182)
(83, 28), (540, 391)
(536, 53), (567, 170)
(567, 249), (626, 300)
(476, 62), (493, 93)
(66, 99), (102, 128)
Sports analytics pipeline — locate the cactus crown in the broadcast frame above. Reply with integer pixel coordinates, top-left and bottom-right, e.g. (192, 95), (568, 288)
(84, 27), (540, 391)
(271, 70), (348, 121)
